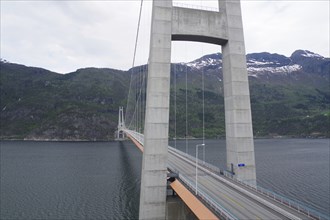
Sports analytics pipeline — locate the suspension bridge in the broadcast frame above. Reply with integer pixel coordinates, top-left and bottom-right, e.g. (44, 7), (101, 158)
(115, 0), (328, 219)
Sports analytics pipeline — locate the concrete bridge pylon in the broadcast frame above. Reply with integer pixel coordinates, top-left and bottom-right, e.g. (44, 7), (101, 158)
(140, 0), (256, 219)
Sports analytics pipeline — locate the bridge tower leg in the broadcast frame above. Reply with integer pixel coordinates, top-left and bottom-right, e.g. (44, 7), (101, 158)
(139, 1), (172, 219)
(219, 0), (256, 186)
(140, 0), (256, 219)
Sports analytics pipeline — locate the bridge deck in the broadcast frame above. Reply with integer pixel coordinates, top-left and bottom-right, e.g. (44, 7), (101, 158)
(126, 134), (143, 152)
(169, 151), (292, 219)
(123, 129), (318, 220)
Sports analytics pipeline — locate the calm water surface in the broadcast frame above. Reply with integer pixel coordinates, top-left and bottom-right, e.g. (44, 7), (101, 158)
(1, 139), (329, 219)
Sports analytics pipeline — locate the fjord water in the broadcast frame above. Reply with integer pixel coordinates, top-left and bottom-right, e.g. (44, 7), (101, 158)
(0, 141), (142, 219)
(1, 139), (329, 219)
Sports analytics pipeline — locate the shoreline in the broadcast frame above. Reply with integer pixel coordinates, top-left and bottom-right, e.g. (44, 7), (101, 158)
(1, 136), (329, 142)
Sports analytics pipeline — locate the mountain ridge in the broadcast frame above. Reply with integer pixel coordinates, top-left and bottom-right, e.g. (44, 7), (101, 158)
(1, 50), (329, 140)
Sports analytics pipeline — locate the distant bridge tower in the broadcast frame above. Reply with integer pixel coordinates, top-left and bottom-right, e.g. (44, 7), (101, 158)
(116, 106), (126, 140)
(140, 0), (256, 219)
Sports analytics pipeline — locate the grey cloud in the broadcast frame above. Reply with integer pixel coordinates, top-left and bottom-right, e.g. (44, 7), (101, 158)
(0, 0), (329, 74)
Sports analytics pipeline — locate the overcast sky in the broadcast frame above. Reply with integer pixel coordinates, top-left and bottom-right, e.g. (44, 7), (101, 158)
(1, 0), (329, 73)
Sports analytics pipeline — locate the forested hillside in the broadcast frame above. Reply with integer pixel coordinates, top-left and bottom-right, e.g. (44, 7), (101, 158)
(1, 50), (329, 140)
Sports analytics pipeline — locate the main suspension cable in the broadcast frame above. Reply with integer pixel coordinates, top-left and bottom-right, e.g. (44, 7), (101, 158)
(202, 46), (205, 145)
(185, 43), (188, 154)
(125, 0), (144, 127)
(174, 64), (177, 149)
(132, 0), (144, 68)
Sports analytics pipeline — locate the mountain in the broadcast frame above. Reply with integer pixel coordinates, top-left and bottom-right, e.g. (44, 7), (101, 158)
(0, 63), (130, 140)
(171, 50), (329, 138)
(186, 50), (329, 83)
(1, 50), (329, 140)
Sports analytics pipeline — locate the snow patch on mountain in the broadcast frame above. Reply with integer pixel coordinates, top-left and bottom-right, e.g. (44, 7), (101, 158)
(247, 64), (302, 77)
(181, 50), (328, 80)
(186, 55), (302, 76)
(186, 57), (222, 69)
(248, 60), (276, 66)
(301, 50), (324, 58)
